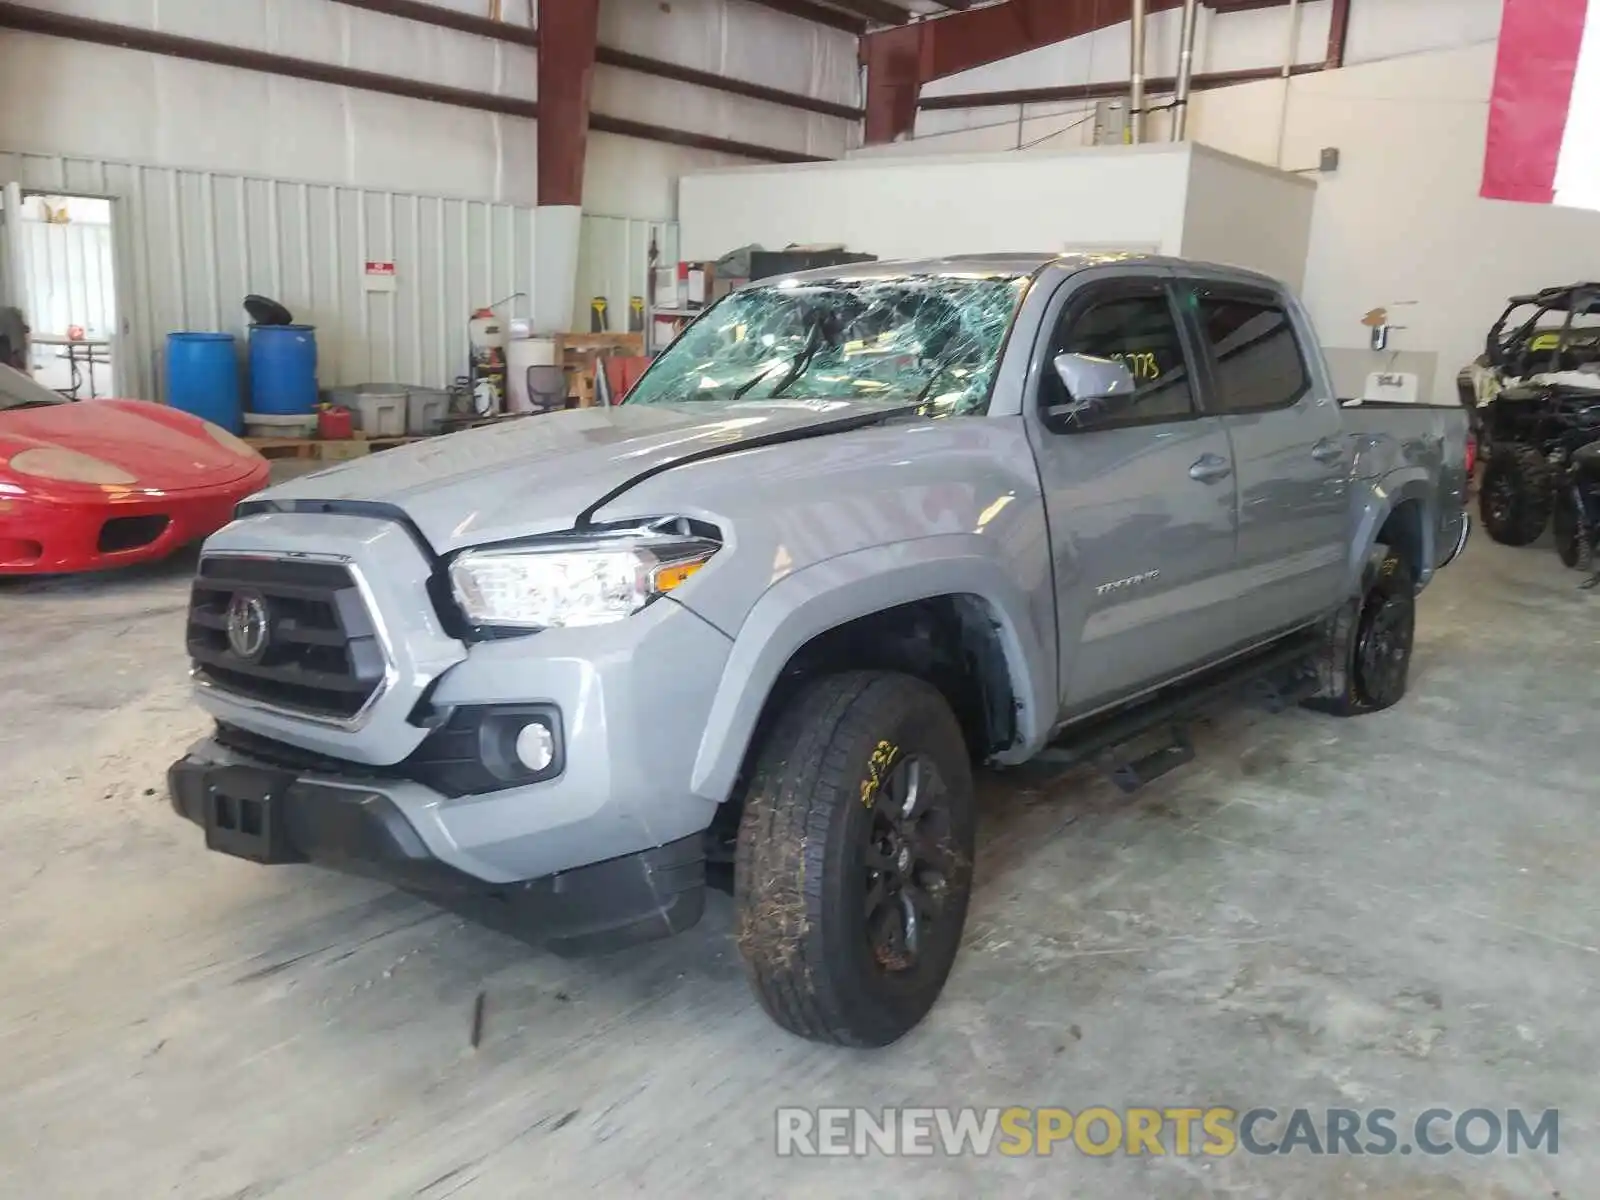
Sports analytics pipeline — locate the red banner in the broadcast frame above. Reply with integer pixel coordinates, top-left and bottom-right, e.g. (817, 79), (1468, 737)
(1482, 0), (1594, 207)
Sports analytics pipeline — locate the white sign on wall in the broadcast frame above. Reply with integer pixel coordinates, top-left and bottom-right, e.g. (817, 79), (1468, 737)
(363, 259), (397, 293)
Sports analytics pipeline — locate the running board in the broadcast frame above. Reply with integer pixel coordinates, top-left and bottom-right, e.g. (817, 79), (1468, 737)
(1107, 726), (1195, 794)
(1035, 631), (1322, 788)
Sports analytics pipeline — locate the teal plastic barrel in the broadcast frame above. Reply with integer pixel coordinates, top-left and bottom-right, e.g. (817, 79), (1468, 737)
(165, 332), (241, 432)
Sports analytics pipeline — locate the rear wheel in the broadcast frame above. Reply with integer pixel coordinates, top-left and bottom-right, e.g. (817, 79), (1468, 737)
(734, 671), (975, 1047)
(1479, 444), (1552, 546)
(1303, 546), (1416, 718)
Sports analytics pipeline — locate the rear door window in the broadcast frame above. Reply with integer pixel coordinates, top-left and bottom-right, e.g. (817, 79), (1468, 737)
(1191, 288), (1310, 414)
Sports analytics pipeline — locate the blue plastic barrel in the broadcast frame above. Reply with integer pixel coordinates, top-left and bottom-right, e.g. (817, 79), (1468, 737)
(248, 324), (319, 415)
(165, 332), (242, 432)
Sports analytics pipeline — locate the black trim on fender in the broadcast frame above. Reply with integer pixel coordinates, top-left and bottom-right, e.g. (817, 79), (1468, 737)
(1439, 513), (1472, 570)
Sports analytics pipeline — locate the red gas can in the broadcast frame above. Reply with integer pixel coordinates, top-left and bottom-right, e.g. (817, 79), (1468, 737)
(318, 405), (354, 440)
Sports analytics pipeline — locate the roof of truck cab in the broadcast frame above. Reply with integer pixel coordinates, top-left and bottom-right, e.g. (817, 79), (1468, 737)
(749, 252), (1283, 288)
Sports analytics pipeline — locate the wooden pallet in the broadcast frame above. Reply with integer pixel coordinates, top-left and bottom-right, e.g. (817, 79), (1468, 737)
(246, 434), (425, 461)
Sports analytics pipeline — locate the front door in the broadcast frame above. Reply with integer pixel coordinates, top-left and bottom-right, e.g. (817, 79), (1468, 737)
(1180, 281), (1349, 639)
(1025, 273), (1242, 718)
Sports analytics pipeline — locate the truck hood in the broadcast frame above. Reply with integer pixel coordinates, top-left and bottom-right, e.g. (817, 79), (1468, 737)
(247, 399), (910, 553)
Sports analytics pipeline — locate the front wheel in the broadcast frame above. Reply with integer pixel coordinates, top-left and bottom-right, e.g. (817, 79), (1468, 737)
(1303, 546), (1417, 718)
(734, 671), (975, 1047)
(1479, 444), (1552, 546)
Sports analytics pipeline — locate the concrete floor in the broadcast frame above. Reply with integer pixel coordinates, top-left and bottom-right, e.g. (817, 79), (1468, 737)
(0, 535), (1594, 1199)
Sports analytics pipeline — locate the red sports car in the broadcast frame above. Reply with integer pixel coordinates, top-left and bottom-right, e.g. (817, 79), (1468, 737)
(0, 364), (269, 574)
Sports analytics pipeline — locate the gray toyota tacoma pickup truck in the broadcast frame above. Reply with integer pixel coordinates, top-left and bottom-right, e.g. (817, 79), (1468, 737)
(168, 253), (1470, 1046)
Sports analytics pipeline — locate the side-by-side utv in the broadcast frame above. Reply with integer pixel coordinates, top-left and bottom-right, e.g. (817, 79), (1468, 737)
(1472, 284), (1600, 547)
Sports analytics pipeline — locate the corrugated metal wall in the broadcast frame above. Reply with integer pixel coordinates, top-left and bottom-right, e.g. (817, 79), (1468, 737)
(1, 149), (677, 403)
(572, 217), (680, 334)
(0, 149), (542, 401)
(21, 219), (116, 338)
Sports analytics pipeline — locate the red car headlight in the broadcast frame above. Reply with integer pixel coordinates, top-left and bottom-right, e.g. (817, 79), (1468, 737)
(8, 447), (138, 485)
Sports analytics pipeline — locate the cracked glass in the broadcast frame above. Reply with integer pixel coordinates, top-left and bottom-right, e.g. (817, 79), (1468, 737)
(625, 274), (1030, 416)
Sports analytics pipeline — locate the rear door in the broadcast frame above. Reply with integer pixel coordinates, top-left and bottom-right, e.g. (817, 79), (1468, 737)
(1180, 280), (1348, 640)
(1025, 270), (1243, 717)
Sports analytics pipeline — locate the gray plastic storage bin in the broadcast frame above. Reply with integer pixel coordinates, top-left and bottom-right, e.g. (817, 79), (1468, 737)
(323, 384), (407, 437)
(406, 387), (450, 435)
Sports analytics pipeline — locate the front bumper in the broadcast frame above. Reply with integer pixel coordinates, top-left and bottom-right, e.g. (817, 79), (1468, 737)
(184, 511), (734, 887)
(0, 464), (268, 574)
(168, 752), (706, 955)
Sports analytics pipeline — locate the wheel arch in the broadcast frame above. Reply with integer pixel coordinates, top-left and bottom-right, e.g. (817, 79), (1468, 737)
(687, 537), (1056, 805)
(1345, 472), (1437, 595)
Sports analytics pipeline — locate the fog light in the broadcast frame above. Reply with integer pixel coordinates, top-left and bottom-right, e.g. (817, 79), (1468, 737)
(515, 721), (555, 772)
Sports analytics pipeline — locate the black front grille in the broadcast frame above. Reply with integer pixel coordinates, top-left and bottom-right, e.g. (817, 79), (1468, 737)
(188, 557), (387, 720)
(215, 722), (392, 779)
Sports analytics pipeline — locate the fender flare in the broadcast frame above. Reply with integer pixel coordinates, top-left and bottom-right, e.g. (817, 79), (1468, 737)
(687, 535), (1056, 804)
(1343, 468), (1437, 595)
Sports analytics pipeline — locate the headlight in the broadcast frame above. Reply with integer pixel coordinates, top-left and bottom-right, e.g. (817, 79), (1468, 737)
(8, 447), (137, 485)
(202, 421), (258, 458)
(450, 530), (720, 630)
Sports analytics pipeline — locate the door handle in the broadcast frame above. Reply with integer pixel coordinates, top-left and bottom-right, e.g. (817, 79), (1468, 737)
(1312, 438), (1345, 465)
(1189, 453), (1233, 483)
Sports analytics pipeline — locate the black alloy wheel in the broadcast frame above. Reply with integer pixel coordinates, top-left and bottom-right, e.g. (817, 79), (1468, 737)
(861, 754), (958, 974)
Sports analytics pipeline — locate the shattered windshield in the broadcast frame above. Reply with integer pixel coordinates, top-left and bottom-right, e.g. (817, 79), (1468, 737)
(626, 274), (1029, 416)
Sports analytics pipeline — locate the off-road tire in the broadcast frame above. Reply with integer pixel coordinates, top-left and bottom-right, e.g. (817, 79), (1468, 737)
(1552, 485), (1595, 571)
(1479, 443), (1552, 546)
(734, 671), (975, 1047)
(1303, 546), (1416, 718)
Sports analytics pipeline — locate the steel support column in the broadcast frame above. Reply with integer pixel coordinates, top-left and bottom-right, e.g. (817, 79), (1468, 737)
(862, 24), (924, 145)
(537, 0), (600, 208)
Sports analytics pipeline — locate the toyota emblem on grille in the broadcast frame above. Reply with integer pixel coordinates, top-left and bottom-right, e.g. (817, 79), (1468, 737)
(226, 592), (271, 662)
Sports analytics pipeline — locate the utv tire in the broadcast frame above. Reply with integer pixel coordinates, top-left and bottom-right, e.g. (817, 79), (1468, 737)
(1303, 546), (1416, 718)
(1552, 485), (1594, 571)
(734, 671), (975, 1047)
(1479, 443), (1552, 546)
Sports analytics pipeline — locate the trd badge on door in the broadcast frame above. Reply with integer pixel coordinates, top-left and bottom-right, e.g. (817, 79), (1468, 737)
(1095, 570), (1161, 597)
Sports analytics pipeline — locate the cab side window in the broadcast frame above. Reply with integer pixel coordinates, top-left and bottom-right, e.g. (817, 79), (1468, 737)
(1043, 285), (1197, 426)
(1192, 289), (1310, 413)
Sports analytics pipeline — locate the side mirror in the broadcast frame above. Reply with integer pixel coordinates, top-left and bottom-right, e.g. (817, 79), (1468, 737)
(1044, 352), (1138, 431)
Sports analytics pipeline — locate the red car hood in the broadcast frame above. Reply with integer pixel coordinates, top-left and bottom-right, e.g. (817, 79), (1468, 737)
(0, 399), (254, 489)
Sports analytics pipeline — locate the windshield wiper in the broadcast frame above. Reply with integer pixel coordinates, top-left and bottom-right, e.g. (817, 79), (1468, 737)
(768, 342), (822, 398)
(911, 344), (972, 412)
(731, 362), (782, 402)
(731, 321), (827, 401)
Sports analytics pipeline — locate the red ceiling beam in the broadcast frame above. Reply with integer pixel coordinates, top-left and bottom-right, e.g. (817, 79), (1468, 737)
(333, 0), (536, 44)
(864, 0), (1356, 144)
(331, 0), (863, 120)
(861, 0), (1191, 143)
(537, 0), (600, 207)
(0, 1), (823, 165)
